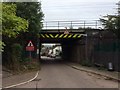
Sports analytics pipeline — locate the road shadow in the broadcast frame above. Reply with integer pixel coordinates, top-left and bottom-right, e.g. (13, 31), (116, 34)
(40, 56), (65, 65)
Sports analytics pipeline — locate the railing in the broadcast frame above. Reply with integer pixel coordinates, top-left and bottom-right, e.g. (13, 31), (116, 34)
(42, 20), (102, 30)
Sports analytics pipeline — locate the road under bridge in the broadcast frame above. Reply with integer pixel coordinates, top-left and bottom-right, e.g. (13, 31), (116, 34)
(38, 28), (100, 63)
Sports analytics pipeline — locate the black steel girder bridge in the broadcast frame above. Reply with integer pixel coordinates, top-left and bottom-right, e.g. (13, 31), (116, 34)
(39, 20), (102, 43)
(38, 20), (103, 62)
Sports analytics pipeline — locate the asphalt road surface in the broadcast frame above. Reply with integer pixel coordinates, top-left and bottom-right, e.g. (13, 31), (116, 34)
(14, 59), (119, 88)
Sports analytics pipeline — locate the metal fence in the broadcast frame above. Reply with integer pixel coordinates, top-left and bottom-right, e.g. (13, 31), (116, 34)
(42, 20), (102, 30)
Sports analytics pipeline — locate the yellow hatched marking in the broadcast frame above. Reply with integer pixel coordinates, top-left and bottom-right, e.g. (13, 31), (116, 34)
(49, 34), (54, 38)
(68, 34), (73, 38)
(59, 34), (64, 38)
(41, 34), (45, 38)
(45, 34), (50, 38)
(55, 34), (59, 38)
(63, 34), (68, 38)
(73, 34), (78, 38)
(77, 34), (82, 38)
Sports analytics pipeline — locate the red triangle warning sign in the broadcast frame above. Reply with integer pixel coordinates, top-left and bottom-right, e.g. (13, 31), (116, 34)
(27, 41), (34, 47)
(64, 27), (69, 34)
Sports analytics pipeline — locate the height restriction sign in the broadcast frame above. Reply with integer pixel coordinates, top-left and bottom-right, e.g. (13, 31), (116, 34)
(64, 27), (69, 34)
(26, 41), (34, 51)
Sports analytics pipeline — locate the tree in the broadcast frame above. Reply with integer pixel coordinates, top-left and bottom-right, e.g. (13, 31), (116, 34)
(100, 15), (117, 29)
(2, 3), (29, 69)
(1, 3), (28, 52)
(2, 3), (28, 50)
(15, 2), (43, 34)
(100, 2), (120, 38)
(2, 3), (28, 38)
(15, 2), (44, 58)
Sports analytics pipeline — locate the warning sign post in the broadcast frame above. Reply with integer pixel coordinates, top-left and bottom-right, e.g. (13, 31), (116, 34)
(26, 41), (35, 58)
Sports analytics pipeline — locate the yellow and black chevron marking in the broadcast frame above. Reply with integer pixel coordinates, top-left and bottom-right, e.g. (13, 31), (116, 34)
(40, 34), (82, 39)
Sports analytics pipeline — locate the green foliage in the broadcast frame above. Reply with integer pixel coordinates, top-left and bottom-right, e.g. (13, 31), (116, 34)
(0, 3), (2, 29)
(97, 66), (106, 70)
(100, 3), (120, 38)
(21, 60), (40, 71)
(81, 60), (92, 67)
(100, 15), (118, 30)
(15, 2), (44, 35)
(14, 2), (44, 58)
(100, 15), (120, 38)
(11, 43), (22, 71)
(0, 3), (3, 52)
(12, 43), (22, 61)
(21, 58), (32, 63)
(12, 43), (22, 55)
(0, 41), (5, 52)
(20, 57), (40, 72)
(2, 3), (28, 38)
(2, 2), (43, 71)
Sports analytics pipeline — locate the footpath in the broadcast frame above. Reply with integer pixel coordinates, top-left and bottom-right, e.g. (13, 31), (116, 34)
(2, 70), (39, 89)
(67, 62), (120, 82)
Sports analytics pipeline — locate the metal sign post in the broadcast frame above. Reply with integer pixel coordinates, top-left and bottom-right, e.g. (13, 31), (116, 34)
(29, 51), (32, 58)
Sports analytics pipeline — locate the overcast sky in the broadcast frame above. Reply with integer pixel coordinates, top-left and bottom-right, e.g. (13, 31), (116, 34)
(40, 0), (119, 21)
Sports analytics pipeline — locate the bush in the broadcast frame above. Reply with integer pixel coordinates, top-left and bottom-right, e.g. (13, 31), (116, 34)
(11, 43), (22, 71)
(20, 57), (32, 63)
(81, 60), (92, 67)
(21, 59), (40, 72)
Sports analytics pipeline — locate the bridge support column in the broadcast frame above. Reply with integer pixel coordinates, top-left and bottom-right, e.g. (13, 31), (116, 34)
(62, 39), (86, 63)
(69, 40), (86, 63)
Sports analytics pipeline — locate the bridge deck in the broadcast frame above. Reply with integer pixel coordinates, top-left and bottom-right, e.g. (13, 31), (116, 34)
(40, 29), (100, 33)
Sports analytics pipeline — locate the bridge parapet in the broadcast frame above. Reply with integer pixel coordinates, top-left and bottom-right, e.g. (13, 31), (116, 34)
(42, 20), (102, 30)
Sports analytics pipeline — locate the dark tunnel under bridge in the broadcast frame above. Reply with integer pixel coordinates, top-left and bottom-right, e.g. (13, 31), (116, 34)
(38, 29), (89, 63)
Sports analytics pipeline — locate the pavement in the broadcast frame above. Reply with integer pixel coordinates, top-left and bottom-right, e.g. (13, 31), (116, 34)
(2, 70), (39, 89)
(67, 62), (120, 82)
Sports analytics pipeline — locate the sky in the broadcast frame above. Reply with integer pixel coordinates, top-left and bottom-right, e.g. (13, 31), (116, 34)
(40, 0), (119, 44)
(40, 0), (119, 21)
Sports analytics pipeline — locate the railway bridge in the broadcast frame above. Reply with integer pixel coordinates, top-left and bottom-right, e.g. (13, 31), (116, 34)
(38, 20), (103, 63)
